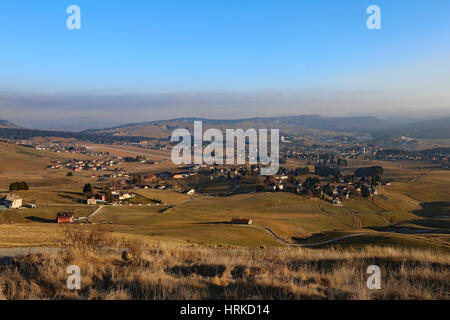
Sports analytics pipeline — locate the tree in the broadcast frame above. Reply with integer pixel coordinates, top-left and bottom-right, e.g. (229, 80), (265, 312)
(67, 172), (73, 177)
(104, 187), (114, 203)
(337, 158), (347, 167)
(323, 184), (334, 197)
(9, 181), (29, 191)
(361, 185), (371, 198)
(83, 183), (93, 197)
(304, 177), (320, 189)
(295, 167), (310, 176)
(355, 166), (384, 178)
(314, 165), (341, 178)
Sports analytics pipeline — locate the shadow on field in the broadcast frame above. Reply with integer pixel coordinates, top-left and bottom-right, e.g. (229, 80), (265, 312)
(167, 264), (227, 277)
(59, 193), (84, 203)
(413, 201), (450, 218)
(369, 224), (450, 234)
(194, 221), (231, 225)
(25, 216), (55, 223)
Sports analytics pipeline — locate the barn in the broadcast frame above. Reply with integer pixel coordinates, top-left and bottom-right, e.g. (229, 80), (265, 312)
(56, 212), (74, 224)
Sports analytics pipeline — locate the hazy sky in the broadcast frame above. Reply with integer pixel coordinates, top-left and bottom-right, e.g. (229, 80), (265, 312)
(0, 0), (449, 126)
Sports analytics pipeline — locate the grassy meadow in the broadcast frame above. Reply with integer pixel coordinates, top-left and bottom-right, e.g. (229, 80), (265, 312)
(1, 142), (450, 250)
(0, 227), (448, 300)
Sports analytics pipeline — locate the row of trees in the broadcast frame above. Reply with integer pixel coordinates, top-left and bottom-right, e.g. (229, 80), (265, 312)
(9, 181), (29, 191)
(0, 128), (147, 144)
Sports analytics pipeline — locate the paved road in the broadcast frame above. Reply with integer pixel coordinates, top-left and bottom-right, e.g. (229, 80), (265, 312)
(250, 225), (367, 247)
(87, 205), (104, 220)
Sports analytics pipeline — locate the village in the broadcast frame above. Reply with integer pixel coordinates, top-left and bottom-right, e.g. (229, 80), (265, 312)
(0, 157), (383, 224)
(0, 135), (447, 227)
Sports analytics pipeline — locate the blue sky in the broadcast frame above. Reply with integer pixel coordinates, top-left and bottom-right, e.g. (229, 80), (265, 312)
(0, 0), (449, 124)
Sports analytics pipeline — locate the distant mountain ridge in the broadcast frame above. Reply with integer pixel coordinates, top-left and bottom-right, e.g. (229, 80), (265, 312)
(0, 120), (21, 129)
(86, 115), (384, 137)
(87, 114), (444, 139)
(2, 114), (448, 140)
(374, 117), (450, 139)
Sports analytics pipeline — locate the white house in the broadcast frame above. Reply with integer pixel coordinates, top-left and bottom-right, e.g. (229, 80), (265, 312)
(0, 194), (23, 209)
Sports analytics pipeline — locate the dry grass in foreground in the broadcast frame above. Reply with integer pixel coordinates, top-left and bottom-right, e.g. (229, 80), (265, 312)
(0, 227), (448, 300)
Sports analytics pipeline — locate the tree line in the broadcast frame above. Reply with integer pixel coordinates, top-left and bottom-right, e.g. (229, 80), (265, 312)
(0, 128), (148, 144)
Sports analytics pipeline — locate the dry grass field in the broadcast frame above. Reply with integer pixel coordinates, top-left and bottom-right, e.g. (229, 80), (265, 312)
(0, 227), (448, 300)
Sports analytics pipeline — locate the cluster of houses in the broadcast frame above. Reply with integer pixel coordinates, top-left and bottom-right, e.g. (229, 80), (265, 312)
(47, 158), (124, 172)
(85, 191), (138, 205)
(269, 176), (379, 205)
(284, 144), (370, 164)
(19, 142), (108, 156)
(128, 140), (171, 151)
(282, 138), (450, 165)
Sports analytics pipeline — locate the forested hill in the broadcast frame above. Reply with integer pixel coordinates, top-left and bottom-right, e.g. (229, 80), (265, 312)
(0, 127), (149, 144)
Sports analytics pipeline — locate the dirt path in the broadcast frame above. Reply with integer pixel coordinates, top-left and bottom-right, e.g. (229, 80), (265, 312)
(86, 205), (104, 220)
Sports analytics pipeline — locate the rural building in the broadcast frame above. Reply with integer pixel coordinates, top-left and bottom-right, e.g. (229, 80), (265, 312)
(231, 218), (253, 225)
(0, 194), (23, 209)
(87, 197), (97, 205)
(119, 193), (133, 200)
(56, 212), (74, 224)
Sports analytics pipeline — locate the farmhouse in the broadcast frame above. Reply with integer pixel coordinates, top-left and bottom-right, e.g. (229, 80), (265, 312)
(87, 197), (97, 205)
(56, 212), (74, 224)
(173, 173), (187, 179)
(0, 194), (22, 209)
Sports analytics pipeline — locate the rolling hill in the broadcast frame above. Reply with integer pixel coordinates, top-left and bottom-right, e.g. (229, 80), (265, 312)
(85, 114), (449, 140)
(373, 117), (450, 139)
(0, 120), (21, 129)
(84, 115), (393, 138)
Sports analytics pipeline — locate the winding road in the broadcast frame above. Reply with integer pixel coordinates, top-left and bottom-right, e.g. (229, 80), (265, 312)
(249, 224), (367, 247)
